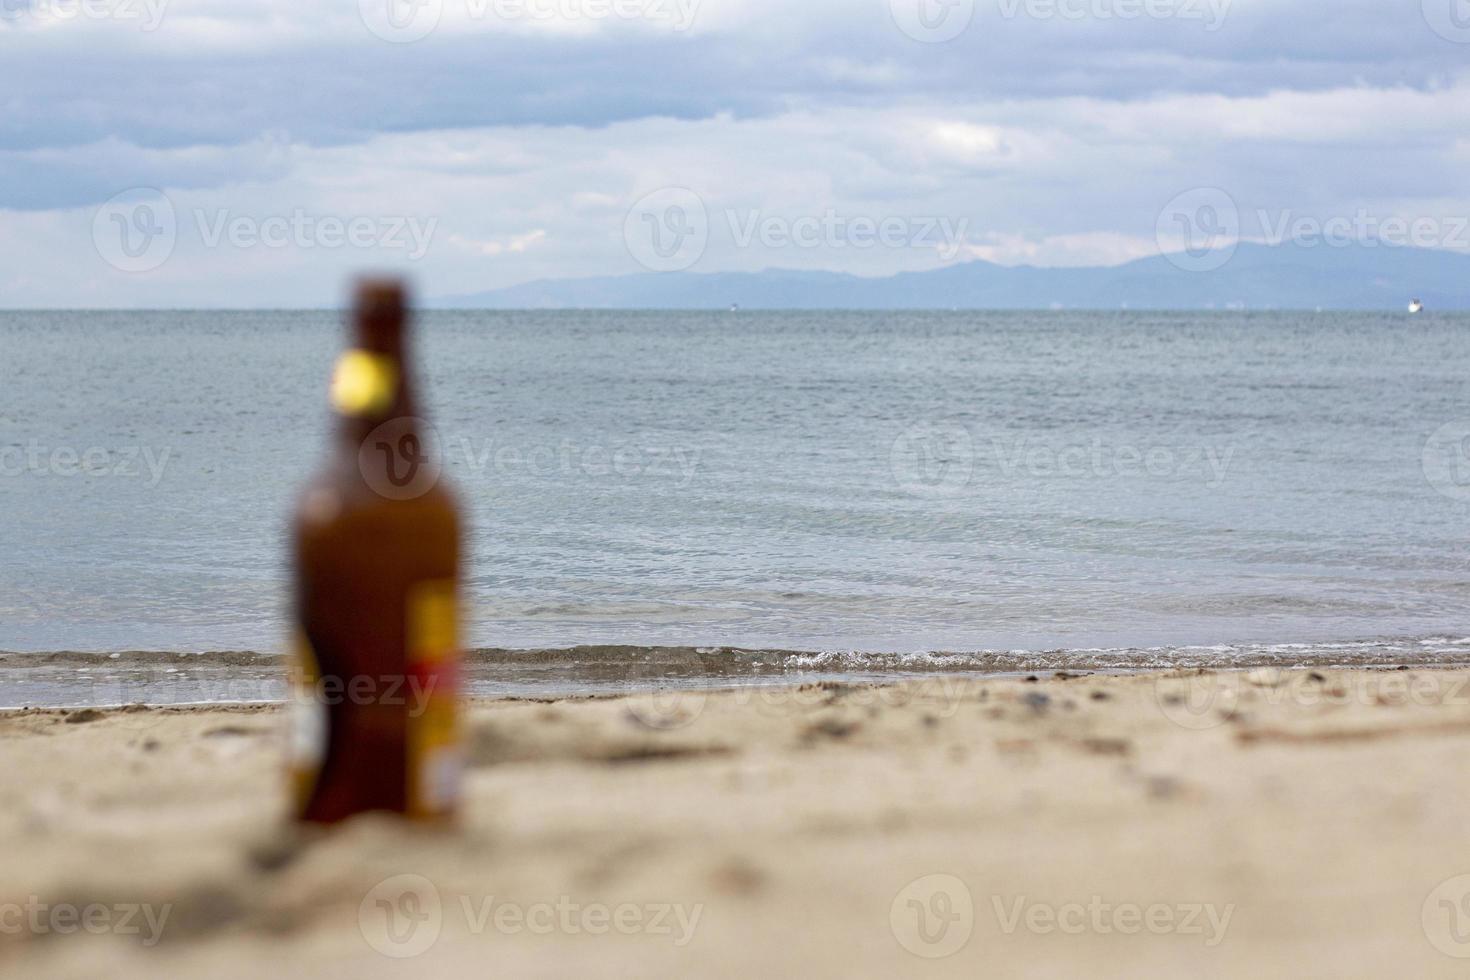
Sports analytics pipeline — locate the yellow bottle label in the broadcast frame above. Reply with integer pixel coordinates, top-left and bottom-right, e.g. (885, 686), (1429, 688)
(406, 579), (461, 818)
(330, 349), (399, 416)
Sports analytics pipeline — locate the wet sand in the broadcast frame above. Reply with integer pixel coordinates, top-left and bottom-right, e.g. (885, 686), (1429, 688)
(3, 667), (1470, 977)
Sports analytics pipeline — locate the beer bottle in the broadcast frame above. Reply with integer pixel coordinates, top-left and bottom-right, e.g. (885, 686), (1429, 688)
(289, 278), (462, 823)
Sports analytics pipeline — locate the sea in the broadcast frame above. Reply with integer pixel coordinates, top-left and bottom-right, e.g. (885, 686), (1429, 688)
(4, 309), (1470, 706)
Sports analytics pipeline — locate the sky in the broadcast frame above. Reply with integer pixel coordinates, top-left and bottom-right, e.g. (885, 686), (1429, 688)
(2, 0), (1469, 306)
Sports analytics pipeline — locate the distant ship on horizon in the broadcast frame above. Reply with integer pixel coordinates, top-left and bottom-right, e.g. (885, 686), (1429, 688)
(1409, 298), (1424, 314)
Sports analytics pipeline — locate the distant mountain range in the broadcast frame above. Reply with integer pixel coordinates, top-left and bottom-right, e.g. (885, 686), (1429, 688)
(434, 242), (1470, 311)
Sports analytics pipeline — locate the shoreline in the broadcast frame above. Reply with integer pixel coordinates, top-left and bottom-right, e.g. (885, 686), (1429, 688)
(6, 636), (1470, 710)
(3, 668), (1470, 976)
(7, 631), (1470, 663)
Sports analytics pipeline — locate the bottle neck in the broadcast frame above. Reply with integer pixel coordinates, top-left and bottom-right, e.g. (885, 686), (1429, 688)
(332, 315), (421, 448)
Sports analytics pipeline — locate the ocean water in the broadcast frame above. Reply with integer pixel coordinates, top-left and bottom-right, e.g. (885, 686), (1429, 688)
(4, 309), (1470, 701)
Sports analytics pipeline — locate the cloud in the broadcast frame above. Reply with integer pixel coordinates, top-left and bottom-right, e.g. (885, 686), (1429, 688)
(5, 0), (1463, 159)
(5, 0), (1470, 305)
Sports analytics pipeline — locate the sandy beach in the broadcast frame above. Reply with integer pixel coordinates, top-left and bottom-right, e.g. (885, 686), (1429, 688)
(3, 667), (1470, 977)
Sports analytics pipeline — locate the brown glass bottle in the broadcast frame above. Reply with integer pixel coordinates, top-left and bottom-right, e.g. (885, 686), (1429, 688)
(290, 279), (462, 824)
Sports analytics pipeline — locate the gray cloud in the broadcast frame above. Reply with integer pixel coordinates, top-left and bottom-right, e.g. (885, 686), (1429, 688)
(3, 0), (1469, 305)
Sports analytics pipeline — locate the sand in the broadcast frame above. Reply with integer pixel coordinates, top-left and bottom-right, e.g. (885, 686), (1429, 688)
(3, 667), (1470, 977)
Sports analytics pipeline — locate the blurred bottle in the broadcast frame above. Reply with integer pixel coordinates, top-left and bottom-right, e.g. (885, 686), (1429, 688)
(290, 278), (462, 823)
